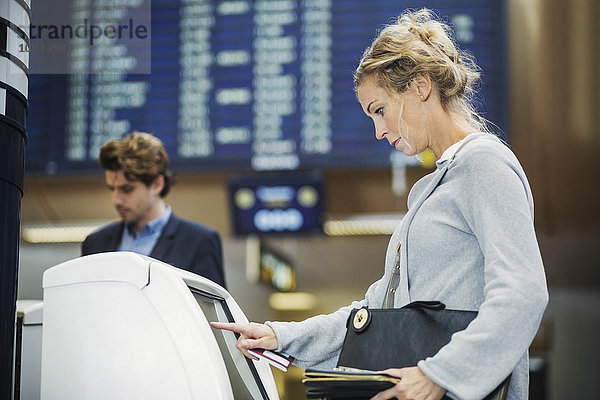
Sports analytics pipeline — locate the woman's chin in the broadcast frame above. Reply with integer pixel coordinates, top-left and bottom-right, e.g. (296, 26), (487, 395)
(396, 147), (416, 157)
(393, 139), (416, 156)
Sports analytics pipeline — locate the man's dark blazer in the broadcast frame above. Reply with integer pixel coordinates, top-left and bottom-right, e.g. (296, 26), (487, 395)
(81, 213), (226, 288)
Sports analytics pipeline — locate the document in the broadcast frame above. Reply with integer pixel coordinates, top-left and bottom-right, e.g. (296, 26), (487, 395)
(303, 368), (400, 399)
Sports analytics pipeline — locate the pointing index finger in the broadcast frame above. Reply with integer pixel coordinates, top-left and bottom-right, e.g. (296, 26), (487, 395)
(210, 321), (250, 335)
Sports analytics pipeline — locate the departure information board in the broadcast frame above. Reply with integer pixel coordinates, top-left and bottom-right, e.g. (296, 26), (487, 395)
(25, 0), (506, 174)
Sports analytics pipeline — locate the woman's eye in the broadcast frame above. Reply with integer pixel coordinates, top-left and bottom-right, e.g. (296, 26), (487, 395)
(375, 107), (383, 116)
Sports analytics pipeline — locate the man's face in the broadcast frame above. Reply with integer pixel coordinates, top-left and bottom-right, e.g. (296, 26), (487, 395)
(105, 170), (161, 227)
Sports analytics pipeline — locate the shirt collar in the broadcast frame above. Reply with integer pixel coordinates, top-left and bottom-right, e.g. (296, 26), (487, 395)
(435, 132), (489, 169)
(125, 205), (172, 236)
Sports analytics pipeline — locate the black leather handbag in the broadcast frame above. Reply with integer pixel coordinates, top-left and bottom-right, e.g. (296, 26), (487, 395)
(304, 301), (510, 400)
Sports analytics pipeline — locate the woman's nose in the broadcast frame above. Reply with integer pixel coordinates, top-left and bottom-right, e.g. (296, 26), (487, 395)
(374, 121), (387, 141)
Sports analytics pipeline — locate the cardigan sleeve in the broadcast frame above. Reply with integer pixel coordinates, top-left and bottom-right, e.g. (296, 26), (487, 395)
(417, 146), (548, 400)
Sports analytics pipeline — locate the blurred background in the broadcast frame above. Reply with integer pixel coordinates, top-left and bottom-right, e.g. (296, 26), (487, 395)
(15, 0), (599, 399)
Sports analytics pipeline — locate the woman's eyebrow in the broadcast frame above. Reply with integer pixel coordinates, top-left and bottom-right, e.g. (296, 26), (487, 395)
(367, 100), (375, 113)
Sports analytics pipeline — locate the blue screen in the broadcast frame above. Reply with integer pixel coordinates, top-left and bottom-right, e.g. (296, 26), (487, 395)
(25, 0), (506, 174)
(228, 171), (325, 236)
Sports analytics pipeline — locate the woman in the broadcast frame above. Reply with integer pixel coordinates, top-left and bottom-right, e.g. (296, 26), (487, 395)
(212, 9), (548, 400)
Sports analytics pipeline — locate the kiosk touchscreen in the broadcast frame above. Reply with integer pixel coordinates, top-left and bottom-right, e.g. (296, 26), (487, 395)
(188, 287), (274, 399)
(41, 252), (279, 400)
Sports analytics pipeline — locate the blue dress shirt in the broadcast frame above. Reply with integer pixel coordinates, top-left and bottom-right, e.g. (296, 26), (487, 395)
(118, 206), (172, 256)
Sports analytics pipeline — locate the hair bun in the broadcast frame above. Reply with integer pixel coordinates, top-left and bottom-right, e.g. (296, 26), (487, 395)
(408, 26), (432, 44)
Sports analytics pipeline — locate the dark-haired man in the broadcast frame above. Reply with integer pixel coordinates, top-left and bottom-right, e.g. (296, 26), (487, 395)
(81, 132), (226, 287)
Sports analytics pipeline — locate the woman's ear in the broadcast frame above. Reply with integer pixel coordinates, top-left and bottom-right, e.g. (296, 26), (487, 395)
(414, 75), (432, 101)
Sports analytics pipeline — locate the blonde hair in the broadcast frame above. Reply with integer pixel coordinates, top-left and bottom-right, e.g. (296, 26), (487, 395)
(354, 8), (488, 132)
(99, 131), (173, 197)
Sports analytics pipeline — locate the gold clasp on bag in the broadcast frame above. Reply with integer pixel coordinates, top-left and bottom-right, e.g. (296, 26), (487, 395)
(352, 308), (371, 332)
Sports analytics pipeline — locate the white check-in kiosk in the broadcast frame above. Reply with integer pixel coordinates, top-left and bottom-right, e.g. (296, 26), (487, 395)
(41, 252), (279, 400)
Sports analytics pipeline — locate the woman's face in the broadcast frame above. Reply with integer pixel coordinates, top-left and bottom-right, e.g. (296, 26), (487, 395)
(357, 77), (424, 156)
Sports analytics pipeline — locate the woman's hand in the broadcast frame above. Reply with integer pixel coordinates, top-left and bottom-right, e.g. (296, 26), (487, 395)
(370, 367), (446, 400)
(210, 321), (278, 360)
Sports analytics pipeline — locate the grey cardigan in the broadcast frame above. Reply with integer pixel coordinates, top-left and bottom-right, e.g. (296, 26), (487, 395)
(267, 133), (548, 400)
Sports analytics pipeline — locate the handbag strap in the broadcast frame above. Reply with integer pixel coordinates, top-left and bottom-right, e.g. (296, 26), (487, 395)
(402, 301), (446, 310)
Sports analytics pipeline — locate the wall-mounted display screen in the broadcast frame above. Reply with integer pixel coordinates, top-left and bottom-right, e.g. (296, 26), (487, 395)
(228, 171), (325, 236)
(25, 0), (506, 174)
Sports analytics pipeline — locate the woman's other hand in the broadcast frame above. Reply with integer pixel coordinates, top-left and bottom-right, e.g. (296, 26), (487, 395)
(370, 366), (446, 400)
(210, 321), (278, 360)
